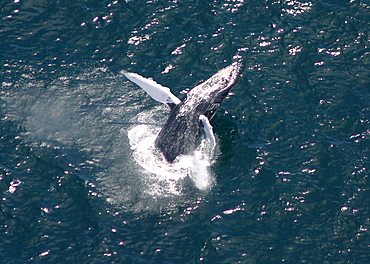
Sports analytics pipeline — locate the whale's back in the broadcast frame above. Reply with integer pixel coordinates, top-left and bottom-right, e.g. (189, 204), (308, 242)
(155, 105), (203, 162)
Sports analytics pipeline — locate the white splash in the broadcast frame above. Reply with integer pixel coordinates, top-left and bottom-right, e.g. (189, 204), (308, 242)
(127, 107), (215, 196)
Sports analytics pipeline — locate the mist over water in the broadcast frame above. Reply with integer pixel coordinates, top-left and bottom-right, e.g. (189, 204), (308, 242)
(2, 66), (214, 212)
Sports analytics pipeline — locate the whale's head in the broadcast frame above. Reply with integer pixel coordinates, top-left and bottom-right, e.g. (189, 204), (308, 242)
(184, 56), (243, 119)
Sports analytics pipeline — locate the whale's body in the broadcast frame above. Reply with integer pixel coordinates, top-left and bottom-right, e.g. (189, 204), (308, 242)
(124, 57), (242, 162)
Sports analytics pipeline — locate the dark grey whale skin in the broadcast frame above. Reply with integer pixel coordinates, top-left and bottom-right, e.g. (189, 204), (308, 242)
(155, 57), (243, 162)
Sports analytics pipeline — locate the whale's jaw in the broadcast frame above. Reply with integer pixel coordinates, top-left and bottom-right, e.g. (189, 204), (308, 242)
(155, 58), (243, 163)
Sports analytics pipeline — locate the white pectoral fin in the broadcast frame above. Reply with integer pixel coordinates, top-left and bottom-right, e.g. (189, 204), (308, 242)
(122, 71), (181, 105)
(199, 115), (215, 150)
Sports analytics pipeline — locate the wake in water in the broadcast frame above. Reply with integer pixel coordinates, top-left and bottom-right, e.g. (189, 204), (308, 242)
(127, 106), (216, 196)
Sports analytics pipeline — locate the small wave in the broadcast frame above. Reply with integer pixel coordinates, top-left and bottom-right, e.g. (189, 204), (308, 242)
(127, 107), (215, 197)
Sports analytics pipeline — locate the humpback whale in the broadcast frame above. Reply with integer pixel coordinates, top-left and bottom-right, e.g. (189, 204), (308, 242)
(123, 56), (242, 162)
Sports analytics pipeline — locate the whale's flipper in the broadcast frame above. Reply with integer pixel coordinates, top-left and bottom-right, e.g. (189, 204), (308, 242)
(122, 71), (181, 106)
(199, 115), (215, 150)
(125, 56), (243, 163)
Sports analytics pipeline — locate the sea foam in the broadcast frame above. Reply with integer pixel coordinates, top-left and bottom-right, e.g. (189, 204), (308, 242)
(127, 106), (215, 196)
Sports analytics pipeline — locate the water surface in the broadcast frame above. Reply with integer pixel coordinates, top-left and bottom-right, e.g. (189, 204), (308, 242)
(1, 0), (369, 263)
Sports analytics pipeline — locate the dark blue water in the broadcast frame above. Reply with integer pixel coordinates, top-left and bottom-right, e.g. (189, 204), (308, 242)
(1, 0), (369, 263)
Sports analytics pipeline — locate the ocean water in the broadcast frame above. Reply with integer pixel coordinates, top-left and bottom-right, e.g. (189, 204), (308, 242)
(1, 0), (369, 263)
